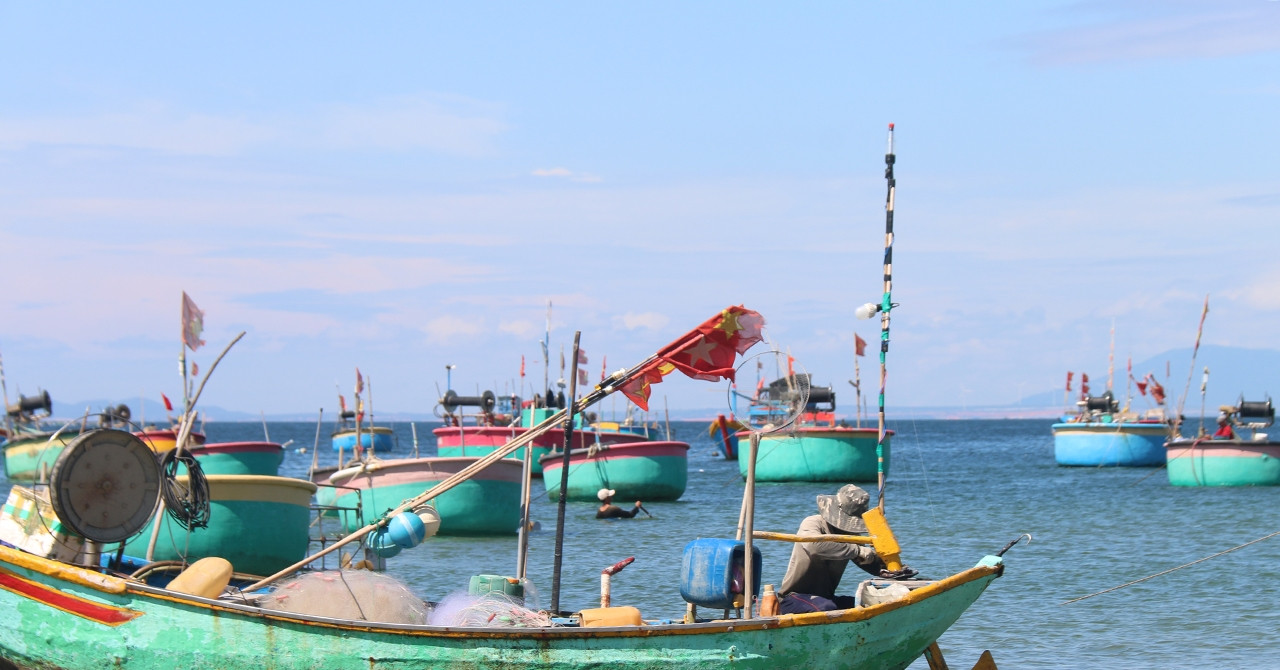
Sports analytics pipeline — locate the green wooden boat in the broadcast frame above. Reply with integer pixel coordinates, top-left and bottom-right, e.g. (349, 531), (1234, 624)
(739, 427), (891, 482)
(540, 440), (689, 502)
(0, 541), (1002, 669)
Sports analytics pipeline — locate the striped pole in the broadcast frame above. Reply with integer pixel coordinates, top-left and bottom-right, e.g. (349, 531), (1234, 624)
(876, 124), (896, 510)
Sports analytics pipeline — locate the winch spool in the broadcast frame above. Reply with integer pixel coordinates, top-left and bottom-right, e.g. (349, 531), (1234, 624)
(439, 389), (497, 415)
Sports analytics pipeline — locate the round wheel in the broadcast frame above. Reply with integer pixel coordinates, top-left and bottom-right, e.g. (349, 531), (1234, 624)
(49, 429), (161, 544)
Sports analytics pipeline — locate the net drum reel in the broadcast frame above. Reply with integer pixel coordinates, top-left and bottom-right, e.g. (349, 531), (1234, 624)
(438, 390), (498, 426)
(1082, 391), (1119, 415)
(1234, 398), (1274, 428)
(6, 390), (52, 421)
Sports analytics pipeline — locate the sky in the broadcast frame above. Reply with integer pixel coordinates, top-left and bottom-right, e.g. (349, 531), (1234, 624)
(1, 1), (1278, 418)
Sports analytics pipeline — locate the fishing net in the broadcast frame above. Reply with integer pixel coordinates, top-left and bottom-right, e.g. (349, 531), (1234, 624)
(428, 588), (553, 628)
(732, 349), (811, 435)
(264, 570), (429, 625)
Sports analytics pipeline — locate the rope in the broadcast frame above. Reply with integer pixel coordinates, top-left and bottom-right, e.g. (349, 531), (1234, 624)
(159, 448), (211, 530)
(1061, 529), (1280, 605)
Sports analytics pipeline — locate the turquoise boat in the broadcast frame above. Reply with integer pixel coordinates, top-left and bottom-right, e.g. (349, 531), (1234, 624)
(2, 428), (79, 482)
(1052, 391), (1173, 466)
(1166, 398), (1280, 486)
(734, 374), (890, 482)
(436, 406), (649, 476)
(0, 539), (1002, 670)
(122, 474), (317, 577)
(331, 425), (395, 453)
(183, 441), (284, 476)
(741, 427), (891, 482)
(326, 456), (524, 535)
(539, 440), (689, 502)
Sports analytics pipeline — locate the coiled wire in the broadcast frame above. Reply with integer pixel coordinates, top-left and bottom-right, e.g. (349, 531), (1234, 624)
(159, 448), (211, 530)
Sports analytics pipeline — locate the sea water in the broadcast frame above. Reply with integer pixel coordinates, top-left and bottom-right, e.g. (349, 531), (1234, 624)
(5, 417), (1278, 668)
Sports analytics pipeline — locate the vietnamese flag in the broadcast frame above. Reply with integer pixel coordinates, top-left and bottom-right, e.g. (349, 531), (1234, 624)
(161, 393), (173, 412)
(854, 333), (867, 357)
(621, 306), (765, 409)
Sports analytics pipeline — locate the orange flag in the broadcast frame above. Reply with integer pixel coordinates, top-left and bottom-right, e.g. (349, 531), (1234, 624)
(621, 306), (765, 410)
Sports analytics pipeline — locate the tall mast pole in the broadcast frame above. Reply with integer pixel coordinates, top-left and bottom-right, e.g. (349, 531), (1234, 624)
(874, 123), (896, 511)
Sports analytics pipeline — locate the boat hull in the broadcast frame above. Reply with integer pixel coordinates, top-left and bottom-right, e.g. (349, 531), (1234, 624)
(4, 429), (206, 481)
(122, 475), (316, 576)
(540, 441), (689, 502)
(0, 544), (1002, 670)
(328, 457), (523, 536)
(331, 426), (395, 452)
(1165, 439), (1280, 486)
(1052, 422), (1169, 466)
(183, 441), (284, 476)
(434, 425), (644, 476)
(739, 428), (889, 482)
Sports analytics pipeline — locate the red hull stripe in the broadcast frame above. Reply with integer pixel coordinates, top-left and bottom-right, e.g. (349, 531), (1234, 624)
(0, 568), (142, 626)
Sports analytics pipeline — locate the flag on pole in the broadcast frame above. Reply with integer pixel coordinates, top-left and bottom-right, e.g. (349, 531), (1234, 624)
(355, 368), (364, 394)
(854, 333), (867, 357)
(520, 355), (526, 378)
(1065, 371), (1073, 392)
(161, 393), (173, 412)
(191, 361), (199, 378)
(577, 349), (588, 366)
(578, 369), (588, 385)
(1149, 378), (1166, 404)
(339, 395), (347, 414)
(601, 355), (607, 382)
(1081, 373), (1090, 396)
(787, 355), (795, 377)
(181, 292), (206, 351)
(622, 306), (765, 410)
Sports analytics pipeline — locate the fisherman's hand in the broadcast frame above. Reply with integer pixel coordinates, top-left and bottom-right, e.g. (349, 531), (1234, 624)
(878, 566), (918, 580)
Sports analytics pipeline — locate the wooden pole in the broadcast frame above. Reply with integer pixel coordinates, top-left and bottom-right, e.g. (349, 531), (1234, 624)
(741, 432), (759, 618)
(550, 331), (582, 613)
(308, 408), (323, 479)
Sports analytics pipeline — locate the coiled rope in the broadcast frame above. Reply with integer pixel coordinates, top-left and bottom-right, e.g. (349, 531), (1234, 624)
(159, 448), (211, 530)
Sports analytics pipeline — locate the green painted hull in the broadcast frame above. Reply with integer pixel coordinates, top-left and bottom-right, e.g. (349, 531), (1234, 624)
(0, 545), (1002, 669)
(329, 458), (524, 535)
(122, 475), (316, 576)
(1166, 439), (1280, 486)
(540, 441), (689, 501)
(2, 431), (77, 482)
(436, 443), (552, 475)
(740, 429), (890, 482)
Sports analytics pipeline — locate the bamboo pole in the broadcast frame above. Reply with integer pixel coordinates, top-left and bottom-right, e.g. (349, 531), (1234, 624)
(741, 433), (759, 618)
(307, 408), (323, 480)
(550, 331), (582, 613)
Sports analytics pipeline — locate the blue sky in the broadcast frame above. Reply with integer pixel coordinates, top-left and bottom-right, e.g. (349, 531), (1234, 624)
(1, 1), (1278, 417)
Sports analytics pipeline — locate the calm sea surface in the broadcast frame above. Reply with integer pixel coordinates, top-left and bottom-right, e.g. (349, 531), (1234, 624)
(5, 417), (1279, 668)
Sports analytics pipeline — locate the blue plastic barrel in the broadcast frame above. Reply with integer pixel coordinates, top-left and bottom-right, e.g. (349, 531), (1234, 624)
(679, 538), (762, 609)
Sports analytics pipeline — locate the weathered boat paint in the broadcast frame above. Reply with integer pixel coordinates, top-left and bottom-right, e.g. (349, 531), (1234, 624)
(327, 456), (524, 535)
(539, 441), (690, 502)
(4, 428), (206, 481)
(177, 441), (284, 476)
(738, 427), (891, 482)
(122, 475), (316, 576)
(1165, 438), (1280, 486)
(331, 425), (395, 452)
(1052, 422), (1169, 466)
(435, 408), (644, 476)
(0, 543), (1003, 670)
(132, 428), (208, 454)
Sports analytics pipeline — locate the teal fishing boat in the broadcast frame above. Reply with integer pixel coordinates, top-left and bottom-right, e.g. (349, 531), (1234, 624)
(539, 440), (690, 502)
(734, 375), (892, 482)
(326, 456), (524, 536)
(1052, 390), (1172, 466)
(1166, 398), (1280, 486)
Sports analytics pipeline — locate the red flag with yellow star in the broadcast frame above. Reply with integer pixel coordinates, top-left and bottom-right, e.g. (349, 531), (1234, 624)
(621, 306), (765, 409)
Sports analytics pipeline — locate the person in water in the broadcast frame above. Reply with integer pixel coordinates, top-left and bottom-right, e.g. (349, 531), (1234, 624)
(595, 488), (643, 519)
(778, 484), (913, 613)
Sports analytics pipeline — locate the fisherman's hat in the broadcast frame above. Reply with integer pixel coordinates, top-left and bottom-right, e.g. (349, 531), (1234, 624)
(597, 488), (616, 501)
(817, 484), (870, 534)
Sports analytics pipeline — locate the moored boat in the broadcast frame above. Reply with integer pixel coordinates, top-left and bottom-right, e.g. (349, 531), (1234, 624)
(331, 424), (395, 453)
(1166, 398), (1280, 486)
(539, 440), (690, 502)
(1052, 391), (1172, 466)
(326, 456), (524, 535)
(734, 375), (891, 482)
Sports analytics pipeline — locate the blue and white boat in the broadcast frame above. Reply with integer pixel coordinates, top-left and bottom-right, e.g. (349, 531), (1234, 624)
(1052, 391), (1173, 466)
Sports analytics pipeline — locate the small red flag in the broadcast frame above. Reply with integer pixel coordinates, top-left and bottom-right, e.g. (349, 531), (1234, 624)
(854, 333), (867, 357)
(577, 349), (588, 366)
(1150, 379), (1166, 404)
(181, 292), (206, 351)
(578, 369), (588, 386)
(161, 393), (173, 412)
(355, 368), (364, 394)
(191, 361), (199, 378)
(1065, 371), (1074, 392)
(520, 355), (526, 378)
(787, 355), (795, 377)
(601, 355), (607, 382)
(1136, 380), (1148, 396)
(339, 395), (347, 413)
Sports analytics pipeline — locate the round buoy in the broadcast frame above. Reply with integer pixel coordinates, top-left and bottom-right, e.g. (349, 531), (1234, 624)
(388, 511), (427, 548)
(369, 527), (402, 558)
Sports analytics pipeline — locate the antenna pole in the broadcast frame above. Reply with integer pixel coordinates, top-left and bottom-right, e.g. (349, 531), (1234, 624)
(875, 123), (896, 511)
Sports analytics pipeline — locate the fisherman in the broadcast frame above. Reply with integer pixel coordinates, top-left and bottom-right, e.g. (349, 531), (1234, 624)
(595, 488), (643, 519)
(777, 484), (913, 613)
(1212, 413), (1236, 440)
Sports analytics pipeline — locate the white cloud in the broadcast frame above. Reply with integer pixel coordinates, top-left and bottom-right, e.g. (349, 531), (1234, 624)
(498, 319), (539, 339)
(421, 314), (484, 345)
(0, 104), (274, 155)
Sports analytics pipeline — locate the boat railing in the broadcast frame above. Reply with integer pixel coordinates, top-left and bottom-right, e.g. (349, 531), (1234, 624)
(308, 483), (367, 572)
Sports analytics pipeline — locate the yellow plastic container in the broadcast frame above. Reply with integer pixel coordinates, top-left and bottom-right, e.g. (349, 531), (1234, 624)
(577, 606), (643, 628)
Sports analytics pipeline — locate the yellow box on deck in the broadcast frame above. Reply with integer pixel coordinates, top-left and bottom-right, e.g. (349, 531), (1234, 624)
(577, 606), (643, 627)
(0, 486), (82, 562)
